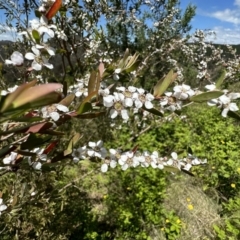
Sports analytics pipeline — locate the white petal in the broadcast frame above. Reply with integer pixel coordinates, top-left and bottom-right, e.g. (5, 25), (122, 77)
(207, 99), (218, 106)
(219, 95), (230, 104)
(171, 152), (178, 160)
(87, 149), (95, 157)
(110, 160), (117, 168)
(109, 109), (118, 119)
(121, 164), (128, 171)
(135, 99), (143, 109)
(56, 104), (69, 112)
(32, 162), (42, 170)
(221, 108), (229, 117)
(32, 46), (40, 56)
(43, 61), (53, 69)
(47, 46), (55, 56)
(121, 109), (129, 120)
(228, 93), (240, 100)
(88, 142), (96, 148)
(158, 164), (164, 169)
(101, 163), (108, 172)
(124, 98), (133, 107)
(229, 103), (239, 112)
(127, 86), (136, 92)
(103, 95), (114, 107)
(205, 84), (216, 91)
(3, 156), (12, 164)
(5, 59), (13, 65)
(25, 52), (35, 60)
(32, 61), (42, 71)
(50, 112), (60, 121)
(137, 88), (145, 94)
(0, 204), (7, 211)
(145, 101), (153, 109)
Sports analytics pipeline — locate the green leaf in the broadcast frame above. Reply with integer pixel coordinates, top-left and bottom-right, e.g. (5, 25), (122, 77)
(164, 166), (180, 173)
(0, 145), (17, 158)
(227, 110), (240, 120)
(75, 111), (105, 119)
(59, 93), (75, 107)
(142, 106), (163, 117)
(0, 81), (62, 113)
(215, 69), (226, 89)
(32, 30), (41, 44)
(88, 70), (97, 95)
(190, 91), (224, 102)
(154, 70), (177, 97)
(21, 133), (52, 150)
(76, 102), (92, 114)
(64, 133), (81, 156)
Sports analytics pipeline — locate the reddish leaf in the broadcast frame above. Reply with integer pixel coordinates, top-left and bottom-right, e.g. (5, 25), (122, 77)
(43, 140), (59, 154)
(45, 0), (62, 20)
(26, 122), (54, 134)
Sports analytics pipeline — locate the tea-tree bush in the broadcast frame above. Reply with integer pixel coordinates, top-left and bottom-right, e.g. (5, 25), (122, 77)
(0, 0), (239, 239)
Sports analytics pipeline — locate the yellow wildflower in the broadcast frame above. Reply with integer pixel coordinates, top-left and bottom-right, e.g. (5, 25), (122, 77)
(188, 204), (194, 210)
(231, 183), (236, 188)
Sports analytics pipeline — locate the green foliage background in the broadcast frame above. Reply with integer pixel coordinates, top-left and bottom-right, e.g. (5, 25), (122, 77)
(0, 104), (240, 239)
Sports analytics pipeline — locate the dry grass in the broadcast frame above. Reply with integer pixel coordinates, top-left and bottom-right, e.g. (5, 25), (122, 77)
(162, 175), (222, 240)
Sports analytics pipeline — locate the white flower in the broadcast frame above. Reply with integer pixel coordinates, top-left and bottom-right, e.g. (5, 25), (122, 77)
(56, 30), (68, 41)
(151, 151), (165, 169)
(25, 46), (53, 71)
(3, 152), (17, 164)
(116, 86), (136, 107)
(141, 151), (156, 168)
(32, 162), (42, 170)
(0, 198), (7, 214)
(173, 84), (194, 100)
(103, 93), (129, 120)
(205, 84), (216, 91)
(30, 16), (56, 38)
(166, 152), (181, 169)
(72, 146), (87, 162)
(118, 151), (139, 170)
(41, 104), (69, 121)
(132, 88), (154, 109)
(208, 92), (240, 117)
(101, 158), (117, 172)
(5, 51), (24, 66)
(35, 44), (55, 56)
(87, 140), (107, 159)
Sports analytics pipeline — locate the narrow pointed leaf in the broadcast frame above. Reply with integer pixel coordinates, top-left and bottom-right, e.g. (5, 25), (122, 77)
(75, 111), (105, 119)
(32, 30), (41, 44)
(163, 166), (180, 173)
(43, 140), (59, 154)
(190, 91), (224, 102)
(154, 70), (177, 97)
(142, 106), (163, 117)
(59, 93), (75, 107)
(0, 145), (17, 158)
(215, 70), (226, 89)
(0, 80), (37, 112)
(64, 133), (81, 156)
(12, 83), (62, 108)
(227, 110), (240, 120)
(21, 134), (52, 150)
(88, 71), (97, 95)
(76, 102), (92, 114)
